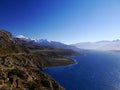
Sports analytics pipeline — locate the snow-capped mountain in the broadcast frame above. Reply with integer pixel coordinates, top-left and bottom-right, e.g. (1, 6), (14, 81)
(35, 39), (51, 45)
(35, 39), (69, 48)
(15, 35), (29, 39)
(15, 35), (79, 50)
(35, 39), (80, 50)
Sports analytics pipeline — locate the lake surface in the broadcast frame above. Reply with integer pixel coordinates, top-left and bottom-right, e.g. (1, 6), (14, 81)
(44, 50), (120, 90)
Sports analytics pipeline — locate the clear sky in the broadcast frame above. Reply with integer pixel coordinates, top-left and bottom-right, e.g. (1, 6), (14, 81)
(0, 0), (120, 44)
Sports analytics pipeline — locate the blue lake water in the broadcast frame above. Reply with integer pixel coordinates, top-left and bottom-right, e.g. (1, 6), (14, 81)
(44, 50), (120, 90)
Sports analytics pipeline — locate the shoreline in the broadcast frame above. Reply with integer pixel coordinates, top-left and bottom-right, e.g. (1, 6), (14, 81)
(43, 56), (78, 70)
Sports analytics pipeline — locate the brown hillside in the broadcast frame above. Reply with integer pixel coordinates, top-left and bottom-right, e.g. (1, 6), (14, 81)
(0, 30), (64, 90)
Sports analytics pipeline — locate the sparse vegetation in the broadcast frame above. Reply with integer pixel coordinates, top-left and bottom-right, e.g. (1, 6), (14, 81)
(0, 30), (80, 90)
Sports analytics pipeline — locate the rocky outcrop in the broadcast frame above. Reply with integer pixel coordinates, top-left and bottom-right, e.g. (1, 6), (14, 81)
(0, 30), (29, 55)
(0, 30), (64, 90)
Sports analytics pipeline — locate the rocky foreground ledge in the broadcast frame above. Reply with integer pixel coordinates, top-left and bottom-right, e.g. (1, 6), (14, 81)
(0, 54), (65, 90)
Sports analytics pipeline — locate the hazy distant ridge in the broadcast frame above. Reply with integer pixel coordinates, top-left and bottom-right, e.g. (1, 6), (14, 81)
(72, 40), (120, 51)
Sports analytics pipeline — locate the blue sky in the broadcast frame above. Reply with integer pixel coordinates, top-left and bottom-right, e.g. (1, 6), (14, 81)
(0, 0), (120, 44)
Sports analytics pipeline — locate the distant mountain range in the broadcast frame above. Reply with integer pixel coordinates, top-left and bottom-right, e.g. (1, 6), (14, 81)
(15, 35), (120, 51)
(72, 39), (120, 51)
(15, 35), (79, 51)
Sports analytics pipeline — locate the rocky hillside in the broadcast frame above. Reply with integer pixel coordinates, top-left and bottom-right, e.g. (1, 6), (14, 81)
(0, 30), (64, 90)
(0, 30), (29, 55)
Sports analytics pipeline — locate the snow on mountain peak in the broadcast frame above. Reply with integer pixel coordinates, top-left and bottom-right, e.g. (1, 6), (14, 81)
(15, 35), (29, 39)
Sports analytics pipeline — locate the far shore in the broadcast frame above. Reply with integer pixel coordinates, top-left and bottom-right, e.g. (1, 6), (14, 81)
(43, 56), (79, 69)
